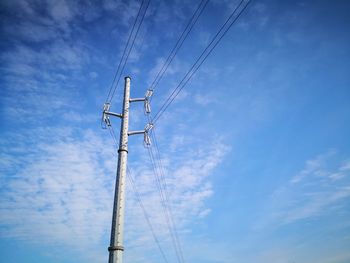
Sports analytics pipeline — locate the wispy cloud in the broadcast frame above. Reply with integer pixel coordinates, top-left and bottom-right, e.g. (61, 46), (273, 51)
(0, 124), (230, 262)
(289, 150), (337, 184)
(123, 136), (230, 262)
(259, 150), (350, 228)
(0, 129), (115, 260)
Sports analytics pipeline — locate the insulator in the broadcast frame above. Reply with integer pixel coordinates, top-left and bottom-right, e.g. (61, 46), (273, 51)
(145, 123), (153, 133)
(144, 100), (151, 114)
(103, 102), (111, 112)
(145, 89), (153, 99)
(144, 133), (151, 146)
(102, 103), (111, 127)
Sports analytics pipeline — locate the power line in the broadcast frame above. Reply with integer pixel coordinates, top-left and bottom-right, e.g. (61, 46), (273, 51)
(152, 0), (248, 123)
(106, 0), (151, 104)
(105, 0), (146, 103)
(150, 127), (185, 262)
(102, 1), (252, 261)
(152, 0), (251, 124)
(108, 125), (119, 149)
(147, 115), (185, 262)
(126, 167), (169, 263)
(109, 0), (151, 103)
(149, 0), (210, 92)
(146, 145), (185, 263)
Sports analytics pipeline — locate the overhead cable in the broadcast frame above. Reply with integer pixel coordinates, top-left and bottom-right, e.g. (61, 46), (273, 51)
(146, 114), (185, 262)
(106, 0), (151, 104)
(152, 0), (251, 124)
(150, 127), (185, 262)
(127, 167), (169, 263)
(109, 0), (151, 103)
(105, 0), (145, 103)
(146, 145), (185, 263)
(149, 0), (210, 93)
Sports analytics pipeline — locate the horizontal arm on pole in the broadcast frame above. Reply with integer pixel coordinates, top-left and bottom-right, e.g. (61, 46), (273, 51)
(129, 98), (145, 103)
(128, 130), (145, 136)
(104, 111), (123, 118)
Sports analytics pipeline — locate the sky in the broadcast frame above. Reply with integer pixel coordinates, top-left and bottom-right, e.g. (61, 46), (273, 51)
(1, 0), (350, 263)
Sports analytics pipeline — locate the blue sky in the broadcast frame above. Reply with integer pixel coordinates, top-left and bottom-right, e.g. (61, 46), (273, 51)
(1, 0), (350, 262)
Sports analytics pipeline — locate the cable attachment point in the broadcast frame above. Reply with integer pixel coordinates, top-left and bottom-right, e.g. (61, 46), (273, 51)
(102, 103), (111, 128)
(101, 103), (123, 129)
(144, 89), (153, 114)
(144, 123), (153, 146)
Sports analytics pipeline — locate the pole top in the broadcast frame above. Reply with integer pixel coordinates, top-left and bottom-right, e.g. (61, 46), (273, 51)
(125, 76), (131, 80)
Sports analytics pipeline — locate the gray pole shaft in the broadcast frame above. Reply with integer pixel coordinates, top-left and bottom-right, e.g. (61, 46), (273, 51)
(108, 76), (131, 263)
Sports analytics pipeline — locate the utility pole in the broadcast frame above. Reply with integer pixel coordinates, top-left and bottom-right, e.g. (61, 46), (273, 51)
(102, 76), (153, 263)
(107, 76), (130, 263)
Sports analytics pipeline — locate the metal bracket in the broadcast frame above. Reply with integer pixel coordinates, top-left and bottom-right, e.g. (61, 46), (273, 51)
(102, 103), (122, 128)
(106, 111), (123, 118)
(129, 98), (145, 103)
(129, 89), (153, 114)
(128, 123), (153, 146)
(128, 130), (145, 136)
(144, 123), (153, 146)
(144, 89), (153, 114)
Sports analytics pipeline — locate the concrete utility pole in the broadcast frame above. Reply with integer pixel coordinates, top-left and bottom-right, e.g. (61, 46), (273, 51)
(102, 76), (153, 263)
(108, 76), (130, 263)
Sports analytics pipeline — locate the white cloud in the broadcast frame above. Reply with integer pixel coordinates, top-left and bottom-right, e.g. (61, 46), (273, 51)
(340, 160), (350, 172)
(259, 151), (350, 228)
(0, 130), (115, 261)
(89, 71), (98, 79)
(0, 1), (236, 261)
(194, 93), (216, 106)
(47, 0), (73, 22)
(0, 124), (230, 262)
(121, 136), (229, 262)
(1, 37), (93, 123)
(290, 150), (336, 184)
(147, 57), (185, 85)
(5, 21), (58, 42)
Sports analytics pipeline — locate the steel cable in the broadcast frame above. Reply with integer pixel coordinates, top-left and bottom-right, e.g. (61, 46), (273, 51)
(105, 0), (146, 103)
(106, 0), (151, 104)
(146, 145), (185, 263)
(152, 0), (251, 124)
(149, 0), (210, 93)
(127, 166), (169, 263)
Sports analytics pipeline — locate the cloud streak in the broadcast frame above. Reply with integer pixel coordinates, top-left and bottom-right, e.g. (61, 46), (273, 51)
(259, 151), (350, 228)
(0, 125), (229, 262)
